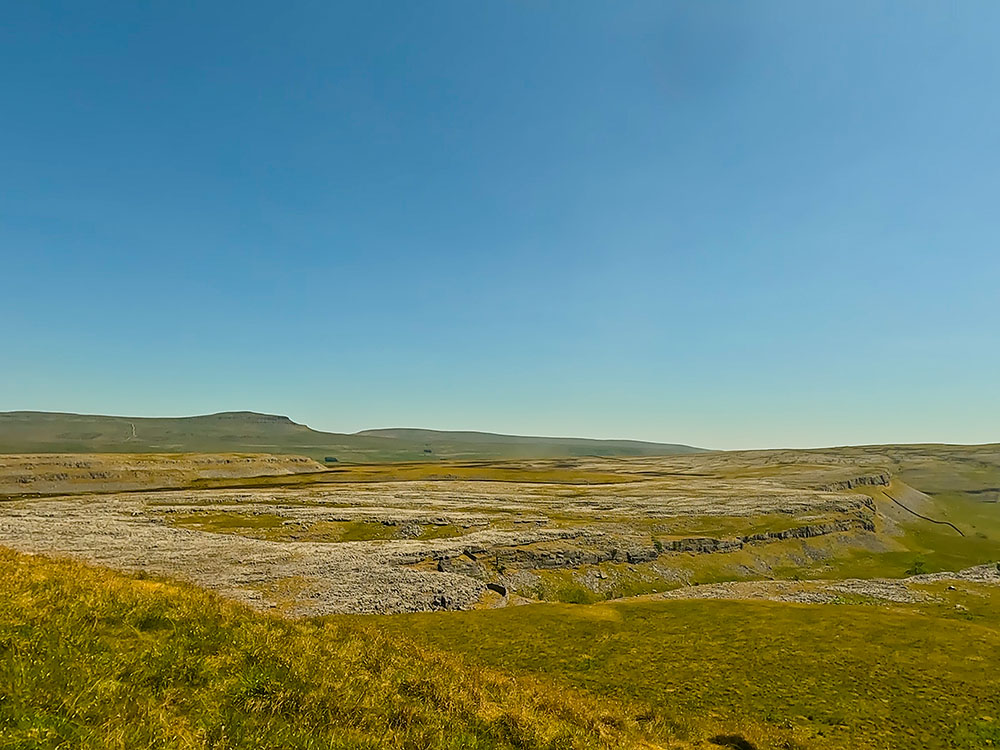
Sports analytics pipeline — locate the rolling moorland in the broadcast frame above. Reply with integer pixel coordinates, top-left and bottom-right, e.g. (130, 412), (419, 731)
(0, 411), (701, 463)
(0, 414), (998, 749)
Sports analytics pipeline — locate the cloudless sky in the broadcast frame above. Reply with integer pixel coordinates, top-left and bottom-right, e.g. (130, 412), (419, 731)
(2, 1), (998, 450)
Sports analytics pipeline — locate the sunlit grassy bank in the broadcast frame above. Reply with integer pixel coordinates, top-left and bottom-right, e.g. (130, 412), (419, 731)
(371, 587), (1000, 750)
(0, 549), (665, 750)
(3, 549), (999, 750)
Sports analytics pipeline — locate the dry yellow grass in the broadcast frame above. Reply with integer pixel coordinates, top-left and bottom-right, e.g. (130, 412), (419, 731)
(0, 547), (681, 749)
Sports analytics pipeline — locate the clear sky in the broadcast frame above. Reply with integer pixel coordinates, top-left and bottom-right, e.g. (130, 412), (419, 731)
(2, 2), (998, 450)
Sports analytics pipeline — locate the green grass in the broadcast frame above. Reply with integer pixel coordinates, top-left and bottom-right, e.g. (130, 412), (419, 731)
(168, 512), (457, 544)
(12, 547), (994, 750)
(0, 548), (666, 750)
(370, 589), (1000, 750)
(532, 566), (679, 604)
(170, 511), (288, 533)
(417, 524), (464, 541)
(532, 572), (606, 604)
(337, 521), (398, 542)
(792, 484), (1000, 581)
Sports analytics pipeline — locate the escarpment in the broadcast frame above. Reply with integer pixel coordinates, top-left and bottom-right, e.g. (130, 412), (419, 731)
(818, 472), (891, 492)
(436, 515), (877, 578)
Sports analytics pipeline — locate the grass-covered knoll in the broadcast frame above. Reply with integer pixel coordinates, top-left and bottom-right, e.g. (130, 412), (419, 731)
(0, 548), (666, 750)
(372, 588), (1000, 749)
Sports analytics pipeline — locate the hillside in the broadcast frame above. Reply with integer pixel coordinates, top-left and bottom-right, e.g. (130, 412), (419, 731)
(375, 578), (1000, 749)
(0, 548), (664, 750)
(357, 427), (702, 458)
(0, 411), (702, 462)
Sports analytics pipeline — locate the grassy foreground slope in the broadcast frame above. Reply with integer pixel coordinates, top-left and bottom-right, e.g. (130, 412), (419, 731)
(0, 548), (666, 750)
(0, 411), (701, 463)
(373, 586), (1000, 750)
(14, 546), (998, 750)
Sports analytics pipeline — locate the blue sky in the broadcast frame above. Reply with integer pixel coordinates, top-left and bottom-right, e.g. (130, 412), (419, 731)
(2, 1), (998, 450)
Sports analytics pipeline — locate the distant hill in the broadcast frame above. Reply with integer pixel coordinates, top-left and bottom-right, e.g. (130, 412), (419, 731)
(0, 411), (703, 462)
(357, 428), (702, 458)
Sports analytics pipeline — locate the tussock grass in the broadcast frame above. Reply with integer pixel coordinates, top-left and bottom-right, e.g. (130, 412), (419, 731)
(0, 549), (668, 749)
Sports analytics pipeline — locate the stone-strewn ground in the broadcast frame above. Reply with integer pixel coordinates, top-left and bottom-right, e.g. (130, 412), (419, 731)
(646, 563), (1000, 605)
(0, 451), (902, 614)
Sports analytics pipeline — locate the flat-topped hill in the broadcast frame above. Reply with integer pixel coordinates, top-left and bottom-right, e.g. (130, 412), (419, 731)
(0, 411), (703, 462)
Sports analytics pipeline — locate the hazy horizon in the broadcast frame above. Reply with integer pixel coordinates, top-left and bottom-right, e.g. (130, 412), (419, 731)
(3, 2), (998, 451)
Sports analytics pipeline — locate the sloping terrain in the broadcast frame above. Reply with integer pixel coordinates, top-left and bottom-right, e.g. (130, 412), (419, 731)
(373, 575), (1000, 750)
(5, 548), (999, 750)
(0, 548), (666, 750)
(0, 411), (702, 462)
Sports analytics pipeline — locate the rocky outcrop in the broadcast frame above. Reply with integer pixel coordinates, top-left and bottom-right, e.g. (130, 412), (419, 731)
(438, 552), (489, 578)
(655, 517), (875, 558)
(908, 562), (1000, 584)
(436, 517), (876, 574)
(743, 517), (875, 543)
(658, 537), (743, 554)
(471, 541), (666, 570)
(818, 473), (891, 492)
(655, 562), (1000, 605)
